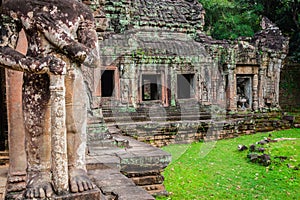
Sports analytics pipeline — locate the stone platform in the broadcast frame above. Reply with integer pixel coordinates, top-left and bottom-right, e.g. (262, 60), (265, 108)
(87, 134), (172, 199)
(52, 188), (102, 200)
(88, 169), (154, 200)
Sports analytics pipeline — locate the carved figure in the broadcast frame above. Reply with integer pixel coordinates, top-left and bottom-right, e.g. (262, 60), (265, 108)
(1, 0), (99, 198)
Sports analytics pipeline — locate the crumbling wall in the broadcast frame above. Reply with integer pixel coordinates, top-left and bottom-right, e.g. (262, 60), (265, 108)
(279, 63), (300, 110)
(124, 113), (292, 147)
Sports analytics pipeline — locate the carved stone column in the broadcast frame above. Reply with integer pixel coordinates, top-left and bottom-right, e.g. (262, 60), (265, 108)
(258, 68), (266, 109)
(170, 64), (176, 106)
(258, 53), (269, 109)
(50, 74), (69, 195)
(252, 74), (259, 110)
(274, 59), (281, 106)
(227, 67), (236, 110)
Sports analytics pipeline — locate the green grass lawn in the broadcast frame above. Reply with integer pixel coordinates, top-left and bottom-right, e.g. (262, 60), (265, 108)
(157, 129), (300, 200)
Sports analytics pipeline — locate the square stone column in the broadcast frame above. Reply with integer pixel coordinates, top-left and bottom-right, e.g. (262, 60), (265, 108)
(5, 29), (27, 199)
(258, 68), (266, 109)
(252, 74), (259, 110)
(227, 67), (236, 111)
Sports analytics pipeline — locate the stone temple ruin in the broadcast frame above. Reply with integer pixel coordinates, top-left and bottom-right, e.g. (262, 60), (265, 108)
(0, 0), (292, 199)
(93, 0), (288, 111)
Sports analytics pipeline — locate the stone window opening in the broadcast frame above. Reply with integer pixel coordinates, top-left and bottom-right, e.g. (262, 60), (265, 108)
(177, 74), (195, 99)
(142, 74), (162, 101)
(236, 76), (253, 109)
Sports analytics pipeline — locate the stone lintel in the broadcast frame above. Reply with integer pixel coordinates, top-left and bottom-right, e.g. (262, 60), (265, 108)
(52, 188), (102, 200)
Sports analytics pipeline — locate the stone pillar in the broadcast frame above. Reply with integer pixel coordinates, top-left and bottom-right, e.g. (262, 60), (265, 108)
(211, 78), (217, 103)
(258, 54), (269, 109)
(258, 69), (263, 108)
(211, 62), (218, 103)
(227, 67), (236, 110)
(50, 75), (69, 195)
(252, 74), (259, 110)
(170, 64), (176, 106)
(5, 29), (27, 197)
(274, 59), (281, 106)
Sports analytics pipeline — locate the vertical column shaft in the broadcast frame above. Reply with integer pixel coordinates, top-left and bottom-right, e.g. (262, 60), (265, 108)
(5, 29), (27, 197)
(50, 75), (69, 195)
(252, 74), (259, 110)
(227, 67), (236, 110)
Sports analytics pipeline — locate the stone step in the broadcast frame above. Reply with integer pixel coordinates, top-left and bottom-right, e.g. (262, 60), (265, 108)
(103, 116), (148, 123)
(104, 119), (214, 130)
(102, 107), (209, 115)
(0, 151), (9, 157)
(86, 134), (171, 197)
(103, 114), (212, 124)
(89, 169), (155, 200)
(107, 125), (122, 134)
(0, 156), (9, 166)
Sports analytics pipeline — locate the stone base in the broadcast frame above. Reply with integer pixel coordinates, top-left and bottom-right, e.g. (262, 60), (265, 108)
(5, 174), (27, 200)
(5, 192), (24, 200)
(52, 188), (102, 200)
(6, 188), (102, 200)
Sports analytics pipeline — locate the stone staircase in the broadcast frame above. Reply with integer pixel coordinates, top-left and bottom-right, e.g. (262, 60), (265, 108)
(102, 102), (212, 124)
(87, 131), (171, 199)
(100, 101), (215, 147)
(87, 114), (172, 199)
(100, 102), (294, 147)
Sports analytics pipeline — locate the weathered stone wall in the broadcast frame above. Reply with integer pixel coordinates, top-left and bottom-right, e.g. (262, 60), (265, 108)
(114, 112), (292, 147)
(279, 63), (300, 110)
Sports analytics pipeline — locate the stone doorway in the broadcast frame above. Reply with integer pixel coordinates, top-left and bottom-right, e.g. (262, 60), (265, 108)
(0, 68), (7, 150)
(141, 74), (162, 101)
(177, 74), (195, 99)
(101, 70), (115, 97)
(100, 66), (120, 105)
(236, 76), (252, 109)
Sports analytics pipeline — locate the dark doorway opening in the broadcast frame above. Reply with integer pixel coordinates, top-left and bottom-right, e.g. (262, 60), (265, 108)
(177, 74), (195, 99)
(142, 74), (161, 101)
(236, 76), (252, 109)
(0, 68), (7, 150)
(101, 70), (115, 97)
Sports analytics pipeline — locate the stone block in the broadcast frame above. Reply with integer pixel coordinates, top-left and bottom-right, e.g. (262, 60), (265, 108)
(294, 123), (300, 128)
(131, 175), (164, 186)
(282, 115), (295, 122)
(109, 185), (155, 200)
(52, 188), (102, 200)
(141, 183), (165, 191)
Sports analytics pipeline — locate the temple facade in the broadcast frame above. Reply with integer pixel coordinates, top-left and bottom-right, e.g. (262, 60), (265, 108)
(87, 0), (289, 113)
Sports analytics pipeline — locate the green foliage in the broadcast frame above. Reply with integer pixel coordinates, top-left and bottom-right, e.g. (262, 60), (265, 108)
(241, 0), (300, 60)
(200, 0), (261, 40)
(157, 129), (300, 200)
(212, 13), (257, 40)
(200, 0), (300, 60)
